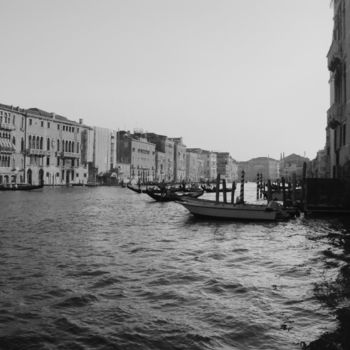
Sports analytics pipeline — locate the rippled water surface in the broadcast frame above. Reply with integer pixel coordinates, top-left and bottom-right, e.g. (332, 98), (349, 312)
(0, 184), (347, 349)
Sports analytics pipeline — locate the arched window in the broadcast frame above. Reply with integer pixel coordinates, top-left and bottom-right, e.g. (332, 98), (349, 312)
(36, 136), (40, 149)
(65, 140), (68, 152)
(57, 139), (60, 151)
(12, 136), (15, 145)
(72, 142), (75, 153)
(47, 138), (50, 151)
(21, 138), (24, 152)
(77, 142), (80, 153)
(28, 135), (31, 149)
(40, 137), (43, 150)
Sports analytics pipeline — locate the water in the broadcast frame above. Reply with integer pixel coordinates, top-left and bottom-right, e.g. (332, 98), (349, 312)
(0, 184), (347, 350)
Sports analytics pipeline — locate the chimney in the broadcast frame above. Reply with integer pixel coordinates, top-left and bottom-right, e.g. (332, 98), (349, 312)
(79, 118), (83, 124)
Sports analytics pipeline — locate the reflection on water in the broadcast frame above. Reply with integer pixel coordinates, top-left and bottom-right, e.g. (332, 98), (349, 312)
(0, 185), (348, 350)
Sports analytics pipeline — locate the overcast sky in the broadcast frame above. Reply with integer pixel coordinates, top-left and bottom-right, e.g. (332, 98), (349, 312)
(0, 0), (333, 161)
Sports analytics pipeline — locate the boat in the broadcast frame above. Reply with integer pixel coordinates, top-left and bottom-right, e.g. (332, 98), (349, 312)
(145, 189), (204, 202)
(175, 197), (290, 221)
(0, 183), (44, 191)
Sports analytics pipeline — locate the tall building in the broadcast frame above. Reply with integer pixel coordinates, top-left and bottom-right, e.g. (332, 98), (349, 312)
(145, 133), (174, 182)
(326, 0), (350, 178)
(169, 137), (186, 182)
(93, 126), (117, 176)
(0, 104), (24, 185)
(117, 131), (156, 182)
(216, 152), (238, 182)
(186, 150), (202, 182)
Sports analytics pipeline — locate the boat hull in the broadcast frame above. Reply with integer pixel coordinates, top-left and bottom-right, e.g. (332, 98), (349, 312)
(177, 198), (280, 221)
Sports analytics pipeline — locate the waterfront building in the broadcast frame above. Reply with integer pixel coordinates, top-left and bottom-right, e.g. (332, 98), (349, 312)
(155, 151), (167, 182)
(186, 150), (201, 182)
(279, 154), (309, 181)
(117, 131), (156, 182)
(201, 150), (217, 181)
(93, 126), (118, 176)
(238, 157), (279, 182)
(216, 152), (238, 182)
(326, 0), (350, 178)
(310, 149), (328, 178)
(0, 103), (90, 186)
(145, 133), (175, 182)
(0, 104), (24, 185)
(25, 108), (89, 185)
(169, 137), (186, 182)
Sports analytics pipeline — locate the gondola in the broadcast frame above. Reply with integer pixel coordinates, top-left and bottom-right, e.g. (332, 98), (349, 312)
(0, 183), (44, 191)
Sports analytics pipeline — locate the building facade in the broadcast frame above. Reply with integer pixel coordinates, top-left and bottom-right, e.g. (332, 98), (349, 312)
(326, 0), (350, 178)
(170, 137), (187, 182)
(216, 152), (238, 182)
(238, 157), (279, 182)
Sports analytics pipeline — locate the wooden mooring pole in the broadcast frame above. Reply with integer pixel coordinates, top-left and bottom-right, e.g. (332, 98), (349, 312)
(223, 178), (227, 203)
(215, 173), (220, 203)
(240, 170), (245, 203)
(231, 181), (236, 204)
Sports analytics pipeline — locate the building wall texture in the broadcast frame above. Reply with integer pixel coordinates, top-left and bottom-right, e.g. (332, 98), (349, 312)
(326, 0), (350, 178)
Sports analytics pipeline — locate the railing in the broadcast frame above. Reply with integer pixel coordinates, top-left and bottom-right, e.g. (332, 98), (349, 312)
(327, 103), (344, 128)
(0, 122), (15, 131)
(60, 151), (80, 158)
(26, 149), (49, 156)
(327, 40), (342, 72)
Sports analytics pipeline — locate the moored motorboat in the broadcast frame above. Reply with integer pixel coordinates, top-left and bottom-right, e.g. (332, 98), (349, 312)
(175, 197), (289, 221)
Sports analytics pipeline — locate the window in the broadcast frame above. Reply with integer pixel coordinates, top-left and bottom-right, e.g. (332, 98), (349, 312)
(57, 158), (60, 166)
(57, 139), (60, 151)
(47, 138), (50, 151)
(41, 121), (44, 127)
(47, 122), (50, 128)
(29, 119), (32, 126)
(57, 124), (60, 130)
(46, 157), (50, 166)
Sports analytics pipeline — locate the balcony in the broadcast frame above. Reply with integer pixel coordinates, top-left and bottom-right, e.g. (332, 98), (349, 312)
(0, 122), (15, 131)
(327, 40), (342, 72)
(0, 139), (15, 153)
(26, 148), (49, 156)
(327, 103), (344, 129)
(59, 151), (80, 159)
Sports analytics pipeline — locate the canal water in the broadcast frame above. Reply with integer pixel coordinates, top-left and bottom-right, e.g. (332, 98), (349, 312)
(0, 184), (348, 350)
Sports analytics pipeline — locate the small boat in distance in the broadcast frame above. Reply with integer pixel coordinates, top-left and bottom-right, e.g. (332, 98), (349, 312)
(0, 183), (44, 191)
(145, 189), (204, 202)
(176, 197), (290, 221)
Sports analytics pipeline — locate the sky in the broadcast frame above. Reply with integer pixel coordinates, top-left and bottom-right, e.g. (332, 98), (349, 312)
(0, 0), (333, 161)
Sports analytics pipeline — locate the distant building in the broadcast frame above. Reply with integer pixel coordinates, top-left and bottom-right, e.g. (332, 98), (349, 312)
(326, 0), (350, 178)
(238, 157), (279, 182)
(170, 137), (186, 182)
(216, 152), (238, 182)
(117, 131), (156, 182)
(310, 149), (328, 178)
(186, 150), (201, 182)
(145, 133), (174, 181)
(279, 154), (309, 181)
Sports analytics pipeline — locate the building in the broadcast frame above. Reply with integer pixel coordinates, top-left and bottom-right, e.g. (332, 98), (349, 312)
(186, 150), (202, 182)
(117, 131), (156, 182)
(238, 157), (279, 182)
(25, 108), (89, 185)
(145, 133), (174, 182)
(0, 104), (24, 185)
(0, 103), (90, 186)
(310, 149), (328, 178)
(169, 137), (186, 182)
(279, 154), (309, 181)
(216, 152), (238, 182)
(93, 127), (118, 175)
(326, 0), (350, 178)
